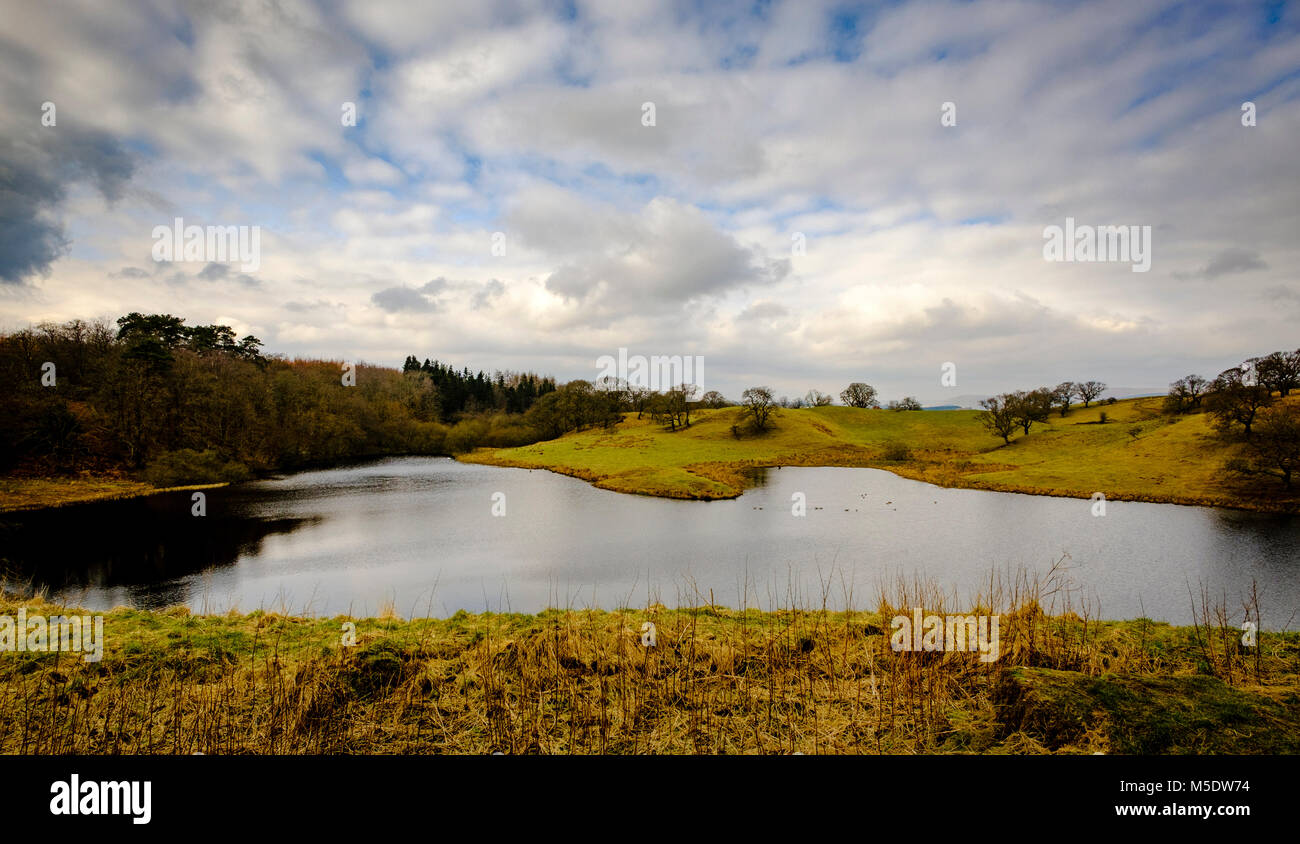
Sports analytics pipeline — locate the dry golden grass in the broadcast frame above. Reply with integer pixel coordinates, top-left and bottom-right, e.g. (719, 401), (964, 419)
(0, 477), (226, 513)
(3, 567), (1295, 755)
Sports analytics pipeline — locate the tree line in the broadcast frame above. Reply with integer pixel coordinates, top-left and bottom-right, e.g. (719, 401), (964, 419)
(401, 356), (556, 419)
(977, 381), (1109, 444)
(0, 315), (576, 485)
(968, 351), (1299, 492)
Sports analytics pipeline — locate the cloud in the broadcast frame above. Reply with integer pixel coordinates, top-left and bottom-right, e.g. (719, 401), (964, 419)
(526, 195), (789, 319)
(420, 277), (450, 295)
(371, 285), (440, 313)
(738, 301), (789, 321)
(0, 125), (136, 284)
(1200, 248), (1267, 280)
(197, 262), (230, 280)
(471, 278), (505, 310)
(1173, 248), (1268, 281)
(2, 0), (1299, 403)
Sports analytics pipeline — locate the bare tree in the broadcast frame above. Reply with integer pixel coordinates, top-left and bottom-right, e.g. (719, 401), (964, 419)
(741, 386), (778, 431)
(978, 394), (1018, 444)
(1009, 388), (1053, 435)
(677, 382), (698, 427)
(1074, 380), (1106, 408)
(1252, 350), (1300, 397)
(1164, 374), (1209, 414)
(805, 389), (834, 406)
(1207, 366), (1272, 438)
(1053, 381), (1075, 416)
(649, 384), (694, 432)
(886, 396), (923, 411)
(839, 382), (879, 408)
(628, 384), (652, 418)
(1227, 403), (1300, 489)
(700, 390), (728, 408)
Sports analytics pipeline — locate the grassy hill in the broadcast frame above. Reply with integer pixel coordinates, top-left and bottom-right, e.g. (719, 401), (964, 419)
(461, 396), (1300, 512)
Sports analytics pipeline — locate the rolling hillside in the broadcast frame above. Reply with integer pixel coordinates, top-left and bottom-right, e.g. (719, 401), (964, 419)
(461, 397), (1300, 512)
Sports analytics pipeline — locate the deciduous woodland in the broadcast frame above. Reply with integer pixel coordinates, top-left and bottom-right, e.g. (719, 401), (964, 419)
(2, 314), (1297, 514)
(0, 314), (571, 489)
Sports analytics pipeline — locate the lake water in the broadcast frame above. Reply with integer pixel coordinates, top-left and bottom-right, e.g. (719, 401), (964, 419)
(3, 456), (1298, 626)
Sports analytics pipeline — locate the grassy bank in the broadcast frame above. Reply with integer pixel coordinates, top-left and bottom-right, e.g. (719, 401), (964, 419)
(0, 477), (227, 513)
(461, 397), (1300, 512)
(3, 587), (1297, 754)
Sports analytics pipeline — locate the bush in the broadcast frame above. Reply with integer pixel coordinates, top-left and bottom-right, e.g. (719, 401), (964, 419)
(483, 423), (541, 448)
(144, 449), (251, 487)
(444, 418), (491, 454)
(881, 442), (911, 462)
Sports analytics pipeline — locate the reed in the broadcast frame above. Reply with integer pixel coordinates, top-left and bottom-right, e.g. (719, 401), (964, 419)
(1, 566), (1296, 755)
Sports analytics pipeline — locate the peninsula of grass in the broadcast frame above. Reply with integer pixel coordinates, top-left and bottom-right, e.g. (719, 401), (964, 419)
(0, 477), (227, 513)
(3, 591), (1297, 754)
(460, 397), (1300, 512)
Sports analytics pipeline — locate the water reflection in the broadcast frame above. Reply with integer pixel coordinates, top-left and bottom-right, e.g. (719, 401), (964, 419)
(1, 458), (1296, 624)
(0, 491), (314, 609)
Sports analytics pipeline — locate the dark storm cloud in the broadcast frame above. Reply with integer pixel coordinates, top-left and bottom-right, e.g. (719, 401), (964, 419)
(0, 125), (136, 284)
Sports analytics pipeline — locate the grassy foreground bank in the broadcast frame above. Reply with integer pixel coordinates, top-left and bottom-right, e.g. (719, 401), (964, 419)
(462, 397), (1300, 512)
(3, 591), (1297, 754)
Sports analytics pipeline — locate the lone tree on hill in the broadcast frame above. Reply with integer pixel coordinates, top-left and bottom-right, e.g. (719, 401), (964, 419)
(741, 386), (778, 431)
(839, 382), (879, 408)
(1074, 381), (1106, 408)
(978, 395), (1018, 444)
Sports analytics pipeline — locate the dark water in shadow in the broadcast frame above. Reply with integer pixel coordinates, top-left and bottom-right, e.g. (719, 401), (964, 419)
(2, 457), (1297, 625)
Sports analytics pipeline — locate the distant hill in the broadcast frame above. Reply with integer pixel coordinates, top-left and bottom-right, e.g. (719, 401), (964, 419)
(943, 387), (1166, 409)
(462, 397), (1300, 513)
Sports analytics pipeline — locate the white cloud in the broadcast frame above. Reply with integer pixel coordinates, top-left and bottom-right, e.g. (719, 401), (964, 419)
(2, 0), (1298, 402)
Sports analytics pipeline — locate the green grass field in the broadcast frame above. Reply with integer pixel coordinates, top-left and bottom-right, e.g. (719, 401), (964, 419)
(462, 397), (1300, 512)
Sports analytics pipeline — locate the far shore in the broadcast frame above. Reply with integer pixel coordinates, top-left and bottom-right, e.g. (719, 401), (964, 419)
(6, 397), (1299, 516)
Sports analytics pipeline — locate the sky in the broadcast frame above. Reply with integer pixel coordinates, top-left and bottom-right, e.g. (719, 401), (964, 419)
(1, 0), (1298, 404)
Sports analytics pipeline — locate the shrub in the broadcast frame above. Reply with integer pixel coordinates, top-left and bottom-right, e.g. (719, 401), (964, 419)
(483, 424), (540, 448)
(444, 418), (491, 454)
(882, 441), (911, 462)
(144, 449), (250, 487)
